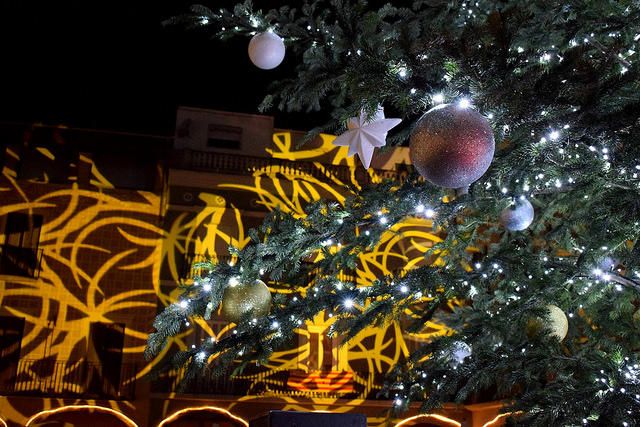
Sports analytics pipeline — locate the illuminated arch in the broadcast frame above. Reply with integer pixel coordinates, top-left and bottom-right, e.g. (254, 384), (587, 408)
(0, 417), (7, 427)
(395, 414), (462, 427)
(25, 405), (138, 427)
(482, 412), (515, 427)
(157, 406), (249, 427)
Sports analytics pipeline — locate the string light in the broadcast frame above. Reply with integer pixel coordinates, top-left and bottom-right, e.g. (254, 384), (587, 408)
(458, 98), (471, 109)
(432, 93), (445, 104)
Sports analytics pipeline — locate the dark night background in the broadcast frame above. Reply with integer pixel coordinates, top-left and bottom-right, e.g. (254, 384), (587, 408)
(0, 1), (323, 135)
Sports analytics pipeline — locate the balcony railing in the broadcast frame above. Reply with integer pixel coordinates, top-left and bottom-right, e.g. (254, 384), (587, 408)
(179, 253), (362, 285)
(0, 244), (43, 278)
(172, 149), (402, 184)
(152, 367), (380, 400)
(0, 359), (137, 400)
(179, 254), (233, 279)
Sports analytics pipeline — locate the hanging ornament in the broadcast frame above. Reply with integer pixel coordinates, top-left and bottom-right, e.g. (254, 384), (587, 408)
(221, 278), (272, 324)
(448, 341), (472, 366)
(500, 198), (535, 231)
(409, 103), (495, 188)
(544, 305), (568, 341)
(332, 106), (402, 169)
(633, 308), (640, 328)
(527, 305), (568, 341)
(248, 31), (286, 70)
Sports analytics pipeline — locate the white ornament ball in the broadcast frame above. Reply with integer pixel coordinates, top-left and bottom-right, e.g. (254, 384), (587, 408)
(499, 198), (534, 231)
(248, 31), (285, 70)
(545, 304), (568, 341)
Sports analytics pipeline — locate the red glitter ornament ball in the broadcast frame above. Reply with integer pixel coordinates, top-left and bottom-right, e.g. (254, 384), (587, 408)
(409, 103), (495, 189)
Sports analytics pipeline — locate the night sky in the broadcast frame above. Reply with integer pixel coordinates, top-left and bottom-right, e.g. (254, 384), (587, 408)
(0, 1), (324, 135)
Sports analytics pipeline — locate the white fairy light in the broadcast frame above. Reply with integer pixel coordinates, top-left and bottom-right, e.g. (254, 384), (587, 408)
(458, 98), (471, 109)
(416, 204), (425, 213)
(321, 239), (333, 247)
(549, 130), (560, 140)
(343, 298), (354, 309)
(179, 300), (189, 309)
(203, 283), (212, 292)
(432, 93), (445, 104)
(425, 208), (436, 218)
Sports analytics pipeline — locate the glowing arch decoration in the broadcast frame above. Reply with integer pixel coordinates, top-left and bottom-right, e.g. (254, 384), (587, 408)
(482, 412), (516, 427)
(0, 417), (7, 427)
(24, 405), (138, 427)
(157, 406), (249, 427)
(395, 413), (462, 427)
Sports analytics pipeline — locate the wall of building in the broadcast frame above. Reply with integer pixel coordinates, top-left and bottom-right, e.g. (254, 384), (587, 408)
(0, 115), (499, 427)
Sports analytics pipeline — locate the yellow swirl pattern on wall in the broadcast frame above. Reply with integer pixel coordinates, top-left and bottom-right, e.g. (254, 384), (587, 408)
(0, 131), (445, 427)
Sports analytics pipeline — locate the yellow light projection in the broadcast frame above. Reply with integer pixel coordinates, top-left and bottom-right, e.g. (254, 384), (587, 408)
(0, 130), (451, 426)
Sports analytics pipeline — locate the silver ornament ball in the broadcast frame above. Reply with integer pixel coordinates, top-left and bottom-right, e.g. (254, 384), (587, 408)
(248, 32), (286, 70)
(449, 341), (472, 366)
(500, 198), (534, 231)
(409, 103), (495, 188)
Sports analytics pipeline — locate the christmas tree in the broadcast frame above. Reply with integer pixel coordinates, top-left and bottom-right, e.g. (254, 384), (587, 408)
(146, 1), (640, 425)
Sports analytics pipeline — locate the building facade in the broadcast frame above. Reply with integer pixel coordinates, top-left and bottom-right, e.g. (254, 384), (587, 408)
(0, 108), (503, 427)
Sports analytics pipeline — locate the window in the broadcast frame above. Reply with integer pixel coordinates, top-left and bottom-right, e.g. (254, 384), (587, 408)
(0, 316), (25, 393)
(207, 124), (242, 150)
(0, 213), (43, 277)
(91, 152), (156, 190)
(18, 128), (75, 183)
(87, 322), (125, 397)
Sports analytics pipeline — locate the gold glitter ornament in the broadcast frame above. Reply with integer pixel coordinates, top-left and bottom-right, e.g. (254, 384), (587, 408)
(528, 304), (568, 341)
(545, 304), (568, 340)
(221, 279), (272, 324)
(409, 103), (495, 189)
